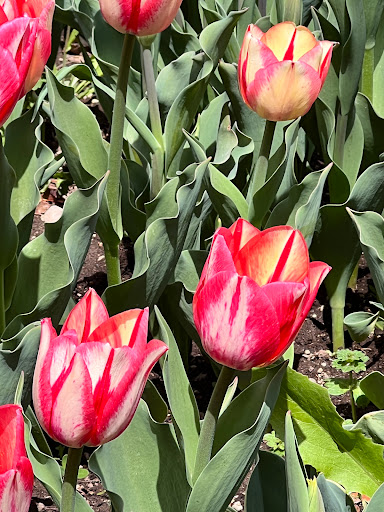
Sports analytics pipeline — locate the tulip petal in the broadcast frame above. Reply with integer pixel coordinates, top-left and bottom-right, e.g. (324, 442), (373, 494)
(50, 353), (95, 447)
(0, 405), (26, 472)
(228, 218), (260, 253)
(61, 288), (109, 342)
(261, 21), (296, 60)
(87, 308), (148, 349)
(235, 226), (309, 286)
(261, 281), (308, 360)
(0, 469), (32, 512)
(298, 42), (323, 73)
(194, 272), (280, 370)
(87, 339), (168, 445)
(246, 59), (322, 121)
(289, 25), (318, 61)
(75, 341), (113, 394)
(318, 40), (334, 84)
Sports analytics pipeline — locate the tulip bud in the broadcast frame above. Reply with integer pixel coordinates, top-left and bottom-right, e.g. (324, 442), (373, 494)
(193, 219), (331, 371)
(0, 404), (34, 512)
(32, 289), (168, 448)
(238, 22), (334, 121)
(0, 0), (54, 126)
(99, 0), (183, 36)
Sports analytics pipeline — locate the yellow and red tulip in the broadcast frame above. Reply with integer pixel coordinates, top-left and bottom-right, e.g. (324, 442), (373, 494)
(32, 289), (168, 448)
(0, 404), (34, 512)
(0, 0), (54, 126)
(238, 22), (334, 121)
(99, 0), (183, 36)
(193, 219), (331, 371)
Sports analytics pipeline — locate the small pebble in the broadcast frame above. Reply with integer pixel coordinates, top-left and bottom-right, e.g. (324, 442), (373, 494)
(317, 368), (323, 373)
(37, 504), (45, 511)
(304, 349), (310, 355)
(309, 378), (316, 383)
(321, 362), (327, 367)
(97, 255), (105, 262)
(231, 501), (243, 511)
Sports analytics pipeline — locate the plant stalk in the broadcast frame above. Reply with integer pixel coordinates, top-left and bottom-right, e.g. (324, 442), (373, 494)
(60, 447), (83, 512)
(142, 46), (164, 199)
(349, 372), (357, 423)
(247, 120), (276, 203)
(331, 306), (345, 351)
(361, 47), (374, 102)
(105, 33), (135, 286)
(193, 365), (236, 483)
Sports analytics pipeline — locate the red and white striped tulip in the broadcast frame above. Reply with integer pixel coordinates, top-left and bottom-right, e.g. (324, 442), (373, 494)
(0, 0), (54, 126)
(238, 22), (334, 121)
(0, 404), (34, 512)
(32, 289), (168, 448)
(99, 0), (183, 36)
(193, 219), (331, 371)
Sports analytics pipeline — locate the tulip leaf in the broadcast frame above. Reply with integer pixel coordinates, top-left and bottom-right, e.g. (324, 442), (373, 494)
(5, 176), (107, 337)
(5, 111), (54, 250)
(366, 483), (384, 512)
(46, 69), (122, 246)
(103, 160), (208, 314)
(0, 143), (18, 274)
(169, 250), (207, 293)
(89, 400), (190, 512)
(245, 451), (287, 512)
(344, 311), (379, 342)
(360, 372), (384, 409)
(142, 380), (168, 424)
(267, 165), (331, 246)
(316, 474), (356, 512)
(270, 367), (384, 496)
(355, 93), (384, 169)
(284, 412), (309, 512)
(156, 307), (200, 485)
(24, 407), (93, 511)
(345, 411), (384, 445)
(186, 363), (286, 512)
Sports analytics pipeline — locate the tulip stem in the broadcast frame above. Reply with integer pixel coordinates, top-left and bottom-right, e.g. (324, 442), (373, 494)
(60, 447), (83, 512)
(247, 120), (276, 205)
(361, 47), (374, 102)
(142, 45), (164, 199)
(331, 305), (345, 351)
(193, 365), (236, 483)
(349, 372), (357, 423)
(105, 32), (135, 286)
(104, 242), (121, 286)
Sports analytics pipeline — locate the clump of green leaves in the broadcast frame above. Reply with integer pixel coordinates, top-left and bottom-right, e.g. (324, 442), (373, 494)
(331, 349), (369, 373)
(263, 430), (285, 456)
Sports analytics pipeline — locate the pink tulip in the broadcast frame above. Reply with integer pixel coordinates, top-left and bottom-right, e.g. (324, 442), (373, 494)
(0, 0), (54, 126)
(32, 289), (168, 448)
(193, 219), (331, 371)
(238, 22), (334, 121)
(99, 0), (183, 36)
(0, 404), (34, 512)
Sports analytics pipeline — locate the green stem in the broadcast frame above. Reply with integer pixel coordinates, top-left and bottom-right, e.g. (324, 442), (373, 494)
(349, 372), (357, 423)
(142, 46), (164, 199)
(361, 47), (374, 102)
(348, 262), (359, 290)
(193, 366), (236, 483)
(247, 120), (276, 203)
(104, 242), (121, 286)
(331, 306), (345, 351)
(333, 109), (348, 169)
(0, 270), (5, 337)
(60, 447), (83, 512)
(105, 33), (135, 286)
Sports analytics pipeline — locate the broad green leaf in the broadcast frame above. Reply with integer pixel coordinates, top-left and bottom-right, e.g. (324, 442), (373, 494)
(89, 401), (190, 512)
(344, 311), (379, 342)
(142, 379), (168, 423)
(355, 93), (384, 169)
(346, 411), (384, 445)
(271, 368), (384, 496)
(360, 372), (384, 409)
(186, 363), (286, 512)
(169, 250), (207, 293)
(156, 307), (200, 484)
(245, 451), (287, 512)
(0, 143), (18, 273)
(5, 176), (107, 337)
(366, 483), (384, 511)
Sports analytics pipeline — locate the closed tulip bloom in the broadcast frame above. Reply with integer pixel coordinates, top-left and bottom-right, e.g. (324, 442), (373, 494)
(238, 22), (334, 121)
(99, 0), (183, 36)
(33, 289), (168, 448)
(0, 404), (34, 512)
(0, 0), (54, 126)
(193, 219), (331, 371)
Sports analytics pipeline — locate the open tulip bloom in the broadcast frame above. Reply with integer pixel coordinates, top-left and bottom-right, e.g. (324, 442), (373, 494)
(0, 404), (34, 512)
(193, 219), (331, 371)
(99, 0), (183, 36)
(238, 21), (334, 121)
(32, 289), (168, 448)
(0, 0), (54, 126)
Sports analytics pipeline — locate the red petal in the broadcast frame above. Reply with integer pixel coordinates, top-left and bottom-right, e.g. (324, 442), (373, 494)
(61, 288), (109, 343)
(228, 218), (260, 253)
(193, 272), (280, 370)
(0, 405), (26, 472)
(235, 226), (310, 285)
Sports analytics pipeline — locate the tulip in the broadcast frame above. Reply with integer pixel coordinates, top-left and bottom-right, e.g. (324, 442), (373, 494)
(0, 0), (54, 126)
(32, 289), (168, 448)
(238, 22), (334, 121)
(193, 219), (331, 371)
(0, 404), (34, 512)
(99, 0), (183, 36)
